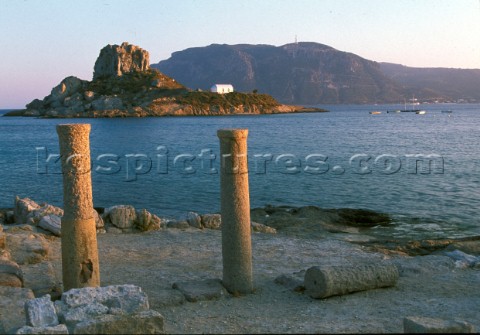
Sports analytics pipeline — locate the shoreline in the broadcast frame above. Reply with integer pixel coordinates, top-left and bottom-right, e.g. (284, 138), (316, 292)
(2, 106), (329, 118)
(2, 204), (480, 256)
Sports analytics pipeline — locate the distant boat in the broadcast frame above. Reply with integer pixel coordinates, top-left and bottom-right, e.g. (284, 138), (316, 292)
(387, 110), (401, 113)
(369, 111), (382, 115)
(441, 110), (453, 114)
(400, 96), (423, 113)
(416, 110), (426, 115)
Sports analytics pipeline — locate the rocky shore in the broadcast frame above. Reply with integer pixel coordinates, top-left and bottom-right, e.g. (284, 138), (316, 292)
(1, 197), (479, 333)
(4, 43), (327, 119)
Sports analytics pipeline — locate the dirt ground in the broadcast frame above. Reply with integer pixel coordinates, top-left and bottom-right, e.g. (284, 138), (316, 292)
(3, 203), (479, 334)
(39, 227), (479, 334)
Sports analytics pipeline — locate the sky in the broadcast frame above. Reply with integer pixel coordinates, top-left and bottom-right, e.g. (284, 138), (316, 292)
(1, 0), (479, 108)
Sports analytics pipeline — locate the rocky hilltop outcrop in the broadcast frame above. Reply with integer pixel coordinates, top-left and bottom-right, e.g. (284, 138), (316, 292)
(6, 43), (324, 118)
(93, 42), (150, 79)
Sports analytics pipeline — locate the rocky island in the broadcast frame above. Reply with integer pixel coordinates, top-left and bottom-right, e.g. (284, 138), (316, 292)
(5, 43), (327, 118)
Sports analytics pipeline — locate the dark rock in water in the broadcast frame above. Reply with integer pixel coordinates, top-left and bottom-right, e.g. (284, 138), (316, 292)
(250, 205), (391, 239)
(335, 208), (391, 227)
(357, 236), (480, 257)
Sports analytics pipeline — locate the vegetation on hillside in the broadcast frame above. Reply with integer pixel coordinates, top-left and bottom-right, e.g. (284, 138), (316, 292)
(86, 69), (187, 99)
(175, 91), (280, 109)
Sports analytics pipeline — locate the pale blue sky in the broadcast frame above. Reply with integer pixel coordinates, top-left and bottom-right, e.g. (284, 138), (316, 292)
(1, 0), (479, 108)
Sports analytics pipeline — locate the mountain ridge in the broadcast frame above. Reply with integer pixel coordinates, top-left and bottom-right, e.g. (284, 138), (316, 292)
(153, 42), (480, 105)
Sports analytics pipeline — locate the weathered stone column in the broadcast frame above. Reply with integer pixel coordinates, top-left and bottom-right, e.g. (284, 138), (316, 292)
(217, 129), (253, 294)
(304, 263), (399, 299)
(57, 124), (100, 291)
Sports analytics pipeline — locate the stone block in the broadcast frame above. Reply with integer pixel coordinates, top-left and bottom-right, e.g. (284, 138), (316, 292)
(172, 279), (227, 302)
(15, 324), (68, 334)
(6, 232), (50, 265)
(38, 215), (61, 236)
(72, 310), (164, 334)
(0, 259), (23, 287)
(14, 197), (40, 225)
(60, 285), (149, 313)
(403, 316), (476, 333)
(21, 262), (62, 299)
(144, 288), (185, 309)
(25, 294), (59, 327)
(0, 287), (35, 333)
(0, 273), (23, 287)
(104, 206), (137, 229)
(57, 302), (108, 329)
(251, 221), (277, 234)
(201, 214), (222, 230)
(186, 212), (202, 229)
(274, 270), (305, 292)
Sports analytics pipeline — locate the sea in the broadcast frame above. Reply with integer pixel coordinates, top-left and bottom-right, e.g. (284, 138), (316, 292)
(1, 103), (480, 240)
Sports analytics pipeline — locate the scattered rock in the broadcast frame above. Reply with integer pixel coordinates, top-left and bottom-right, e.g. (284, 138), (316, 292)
(57, 285), (149, 314)
(134, 209), (164, 232)
(24, 294), (59, 328)
(7, 231), (50, 265)
(27, 204), (64, 227)
(251, 221), (277, 234)
(274, 270), (305, 292)
(166, 220), (190, 229)
(0, 273), (23, 288)
(72, 310), (164, 334)
(15, 324), (68, 334)
(403, 316), (476, 333)
(104, 205), (137, 230)
(444, 249), (479, 268)
(143, 288), (185, 309)
(0, 287), (35, 333)
(21, 262), (62, 299)
(14, 197), (41, 225)
(0, 259), (23, 287)
(201, 214), (221, 230)
(52, 284), (162, 334)
(186, 212), (202, 229)
(38, 215), (61, 236)
(172, 279), (227, 302)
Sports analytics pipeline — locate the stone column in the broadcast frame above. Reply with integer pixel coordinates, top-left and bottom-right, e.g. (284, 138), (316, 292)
(217, 129), (253, 294)
(57, 124), (100, 291)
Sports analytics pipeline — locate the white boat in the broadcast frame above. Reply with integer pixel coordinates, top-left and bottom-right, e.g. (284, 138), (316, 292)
(416, 110), (426, 115)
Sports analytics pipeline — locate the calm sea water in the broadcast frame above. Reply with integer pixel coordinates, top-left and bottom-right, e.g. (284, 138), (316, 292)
(1, 104), (480, 240)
